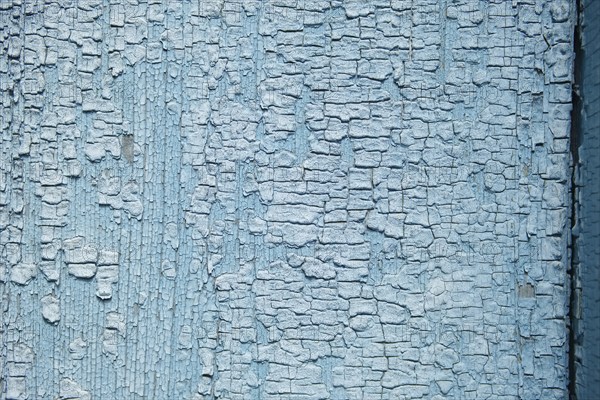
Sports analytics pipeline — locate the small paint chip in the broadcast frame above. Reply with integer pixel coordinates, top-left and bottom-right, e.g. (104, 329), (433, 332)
(518, 283), (535, 298)
(121, 134), (134, 162)
(68, 263), (97, 279)
(41, 294), (60, 324)
(10, 263), (37, 285)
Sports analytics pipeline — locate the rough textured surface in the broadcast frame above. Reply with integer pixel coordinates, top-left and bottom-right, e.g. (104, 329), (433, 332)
(0, 1), (574, 399)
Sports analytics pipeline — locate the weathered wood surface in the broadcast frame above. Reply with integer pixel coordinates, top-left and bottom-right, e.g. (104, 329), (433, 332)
(0, 1), (574, 399)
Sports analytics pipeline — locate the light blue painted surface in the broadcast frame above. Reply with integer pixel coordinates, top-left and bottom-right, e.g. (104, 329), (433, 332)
(0, 1), (574, 399)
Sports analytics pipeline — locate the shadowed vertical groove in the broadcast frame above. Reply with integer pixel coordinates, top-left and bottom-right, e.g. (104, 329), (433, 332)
(568, 1), (583, 398)
(571, 0), (600, 397)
